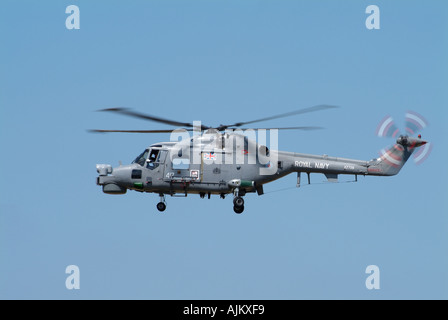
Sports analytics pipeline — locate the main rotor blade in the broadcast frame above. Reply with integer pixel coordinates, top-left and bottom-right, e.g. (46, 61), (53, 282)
(231, 126), (324, 131)
(220, 105), (338, 130)
(89, 126), (322, 134)
(88, 129), (193, 134)
(98, 108), (210, 130)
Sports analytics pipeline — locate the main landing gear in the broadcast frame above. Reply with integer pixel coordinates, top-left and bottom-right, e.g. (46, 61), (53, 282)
(200, 192), (245, 213)
(233, 194), (245, 214)
(155, 192), (246, 214)
(156, 194), (166, 212)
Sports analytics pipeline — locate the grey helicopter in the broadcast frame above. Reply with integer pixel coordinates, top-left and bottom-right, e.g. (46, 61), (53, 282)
(91, 105), (428, 214)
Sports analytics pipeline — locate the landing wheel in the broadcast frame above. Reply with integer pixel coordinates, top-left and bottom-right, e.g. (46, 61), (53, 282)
(233, 196), (244, 207)
(233, 205), (245, 214)
(156, 202), (166, 212)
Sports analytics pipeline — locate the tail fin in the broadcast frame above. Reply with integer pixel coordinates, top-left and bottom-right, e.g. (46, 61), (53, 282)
(369, 136), (427, 176)
(377, 144), (413, 176)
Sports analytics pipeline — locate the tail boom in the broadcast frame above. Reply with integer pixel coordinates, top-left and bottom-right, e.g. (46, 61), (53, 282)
(274, 136), (427, 184)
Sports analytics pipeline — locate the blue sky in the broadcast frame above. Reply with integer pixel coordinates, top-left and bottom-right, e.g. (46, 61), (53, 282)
(1, 0), (447, 299)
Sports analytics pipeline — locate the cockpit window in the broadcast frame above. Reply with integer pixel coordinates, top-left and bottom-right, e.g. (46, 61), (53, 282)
(149, 149), (159, 162)
(132, 149), (149, 167)
(146, 149), (161, 170)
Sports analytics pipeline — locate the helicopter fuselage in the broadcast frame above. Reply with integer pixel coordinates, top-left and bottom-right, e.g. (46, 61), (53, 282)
(96, 133), (426, 201)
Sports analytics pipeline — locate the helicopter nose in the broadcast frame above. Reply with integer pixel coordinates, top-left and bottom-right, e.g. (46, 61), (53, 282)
(96, 164), (127, 194)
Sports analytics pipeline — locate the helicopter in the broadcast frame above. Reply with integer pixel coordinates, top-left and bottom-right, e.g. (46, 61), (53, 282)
(91, 105), (429, 214)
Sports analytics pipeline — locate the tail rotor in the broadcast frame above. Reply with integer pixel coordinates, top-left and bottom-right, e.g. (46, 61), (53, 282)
(376, 115), (400, 138)
(376, 111), (432, 166)
(405, 111), (428, 136)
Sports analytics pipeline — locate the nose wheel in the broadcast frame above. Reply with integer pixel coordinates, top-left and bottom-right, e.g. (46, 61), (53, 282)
(156, 194), (166, 212)
(233, 196), (245, 214)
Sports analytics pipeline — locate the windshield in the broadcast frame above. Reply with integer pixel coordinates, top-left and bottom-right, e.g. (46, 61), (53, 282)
(132, 149), (149, 166)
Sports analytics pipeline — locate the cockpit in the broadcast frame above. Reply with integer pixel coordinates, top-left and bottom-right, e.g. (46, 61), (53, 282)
(132, 147), (167, 170)
(132, 149), (150, 166)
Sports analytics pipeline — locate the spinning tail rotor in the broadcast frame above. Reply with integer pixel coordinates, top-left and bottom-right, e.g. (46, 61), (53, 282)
(376, 111), (432, 165)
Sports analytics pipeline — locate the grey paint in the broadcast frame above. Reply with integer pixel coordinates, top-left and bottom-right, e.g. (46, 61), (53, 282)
(96, 133), (427, 209)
